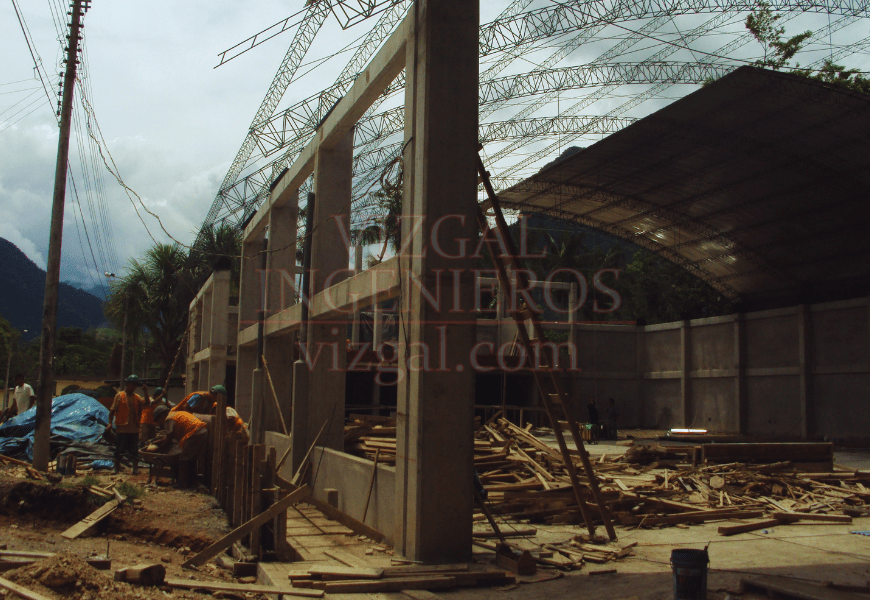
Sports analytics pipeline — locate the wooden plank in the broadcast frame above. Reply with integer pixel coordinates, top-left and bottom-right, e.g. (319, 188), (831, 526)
(308, 566), (385, 580)
(362, 448), (381, 523)
(636, 510), (764, 527)
(322, 549), (373, 569)
(402, 590), (444, 600)
(0, 558), (109, 572)
(314, 576), (458, 593)
(212, 394), (226, 495)
(0, 576), (53, 600)
(771, 512), (852, 523)
(383, 565), (469, 577)
(718, 519), (783, 536)
(164, 577), (324, 598)
(702, 443), (833, 464)
(182, 485), (310, 568)
(472, 528), (536, 538)
(60, 499), (122, 539)
(305, 496), (386, 543)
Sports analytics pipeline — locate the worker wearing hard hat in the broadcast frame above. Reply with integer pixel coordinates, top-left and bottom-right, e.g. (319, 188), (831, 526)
(169, 385), (226, 415)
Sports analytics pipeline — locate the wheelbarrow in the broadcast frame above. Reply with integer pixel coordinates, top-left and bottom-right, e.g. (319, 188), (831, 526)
(139, 449), (181, 485)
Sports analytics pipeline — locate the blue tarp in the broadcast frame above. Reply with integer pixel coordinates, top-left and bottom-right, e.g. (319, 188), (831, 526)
(0, 393), (110, 462)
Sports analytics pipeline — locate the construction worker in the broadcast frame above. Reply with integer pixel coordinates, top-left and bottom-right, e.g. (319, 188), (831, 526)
(225, 407), (249, 445)
(169, 385), (226, 415)
(107, 374), (148, 475)
(139, 386), (166, 445)
(151, 405), (209, 488)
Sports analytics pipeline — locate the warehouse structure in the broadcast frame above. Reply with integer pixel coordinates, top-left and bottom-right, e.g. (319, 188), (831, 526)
(188, 6), (870, 560)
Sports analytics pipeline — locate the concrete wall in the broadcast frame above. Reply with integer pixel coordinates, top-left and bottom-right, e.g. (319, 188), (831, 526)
(264, 433), (396, 544)
(567, 297), (870, 441)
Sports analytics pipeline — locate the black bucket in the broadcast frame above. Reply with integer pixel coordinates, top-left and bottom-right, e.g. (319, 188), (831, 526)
(670, 548), (708, 600)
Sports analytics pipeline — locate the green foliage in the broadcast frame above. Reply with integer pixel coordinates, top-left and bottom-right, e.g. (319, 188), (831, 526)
(506, 220), (731, 325)
(621, 251), (733, 323)
(793, 59), (870, 94)
(116, 481), (145, 500)
(53, 327), (117, 377)
(350, 161), (403, 265)
(0, 314), (37, 387)
(746, 2), (811, 70)
(79, 474), (101, 487)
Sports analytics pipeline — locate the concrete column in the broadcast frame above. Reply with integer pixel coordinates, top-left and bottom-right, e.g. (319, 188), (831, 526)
(201, 289), (213, 350)
(186, 306), (198, 394)
(680, 320), (690, 427)
(236, 234), (264, 421)
(207, 271), (231, 389)
(266, 203), (298, 315)
(352, 246), (363, 346)
(290, 128), (353, 471)
(251, 367), (266, 444)
(637, 326), (645, 429)
(235, 345), (256, 421)
(734, 313), (746, 434)
(394, 0), (479, 563)
(261, 204), (298, 433)
(798, 305), (813, 440)
(238, 236), (264, 328)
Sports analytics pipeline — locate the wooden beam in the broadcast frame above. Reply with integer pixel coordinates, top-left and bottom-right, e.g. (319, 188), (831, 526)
(0, 577), (53, 600)
(718, 519), (782, 536)
(164, 577), (323, 598)
(182, 485), (310, 568)
(61, 498), (123, 539)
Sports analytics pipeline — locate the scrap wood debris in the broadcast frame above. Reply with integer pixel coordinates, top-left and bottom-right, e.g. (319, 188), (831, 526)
(344, 413), (867, 535)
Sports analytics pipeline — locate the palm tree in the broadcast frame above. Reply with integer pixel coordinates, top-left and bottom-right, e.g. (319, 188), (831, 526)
(105, 243), (191, 382)
(189, 222), (243, 293)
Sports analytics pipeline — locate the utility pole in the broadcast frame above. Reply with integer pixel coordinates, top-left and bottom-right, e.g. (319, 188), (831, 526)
(33, 0), (90, 471)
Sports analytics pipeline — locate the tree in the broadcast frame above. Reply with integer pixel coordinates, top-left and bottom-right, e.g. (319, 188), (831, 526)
(746, 2), (811, 70)
(621, 251), (733, 324)
(189, 222), (243, 293)
(105, 243), (191, 383)
(793, 59), (870, 94)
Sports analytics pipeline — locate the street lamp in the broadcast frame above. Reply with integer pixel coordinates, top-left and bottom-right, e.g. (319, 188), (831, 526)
(106, 272), (128, 385)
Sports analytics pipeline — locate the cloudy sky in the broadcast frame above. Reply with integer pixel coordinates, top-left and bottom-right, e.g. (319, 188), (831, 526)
(2, 0), (866, 298)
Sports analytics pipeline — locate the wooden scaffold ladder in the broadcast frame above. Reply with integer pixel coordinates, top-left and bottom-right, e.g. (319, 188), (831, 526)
(474, 152), (617, 541)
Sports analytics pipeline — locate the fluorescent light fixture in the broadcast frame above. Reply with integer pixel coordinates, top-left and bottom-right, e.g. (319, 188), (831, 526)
(669, 428), (708, 434)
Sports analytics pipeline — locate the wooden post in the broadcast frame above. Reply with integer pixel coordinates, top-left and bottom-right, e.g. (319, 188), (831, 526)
(233, 441), (244, 527)
(250, 444), (265, 556)
(243, 445), (253, 537)
(265, 447), (276, 554)
(212, 394), (227, 495)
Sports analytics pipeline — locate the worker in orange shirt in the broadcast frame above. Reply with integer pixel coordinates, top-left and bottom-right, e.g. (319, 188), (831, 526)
(151, 405), (209, 488)
(107, 374), (148, 475)
(139, 386), (166, 445)
(169, 385), (226, 415)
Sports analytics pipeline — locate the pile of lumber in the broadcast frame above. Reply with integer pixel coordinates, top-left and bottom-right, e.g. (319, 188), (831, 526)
(345, 413), (865, 533)
(344, 415), (398, 465)
(288, 563), (515, 593)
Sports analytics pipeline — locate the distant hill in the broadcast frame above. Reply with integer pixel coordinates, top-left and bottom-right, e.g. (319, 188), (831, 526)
(0, 238), (107, 339)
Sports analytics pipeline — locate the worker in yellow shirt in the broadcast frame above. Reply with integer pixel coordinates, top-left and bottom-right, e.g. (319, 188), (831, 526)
(107, 374), (148, 475)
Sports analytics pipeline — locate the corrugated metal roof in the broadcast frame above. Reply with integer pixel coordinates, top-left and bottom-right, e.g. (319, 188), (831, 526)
(497, 66), (870, 310)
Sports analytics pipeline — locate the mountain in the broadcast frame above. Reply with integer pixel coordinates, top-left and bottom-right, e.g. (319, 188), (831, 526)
(0, 238), (107, 339)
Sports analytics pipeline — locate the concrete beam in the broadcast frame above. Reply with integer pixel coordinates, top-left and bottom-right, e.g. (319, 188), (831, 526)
(245, 10), (412, 241)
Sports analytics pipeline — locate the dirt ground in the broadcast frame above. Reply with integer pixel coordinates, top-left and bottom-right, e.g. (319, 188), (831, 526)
(0, 468), (245, 600)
